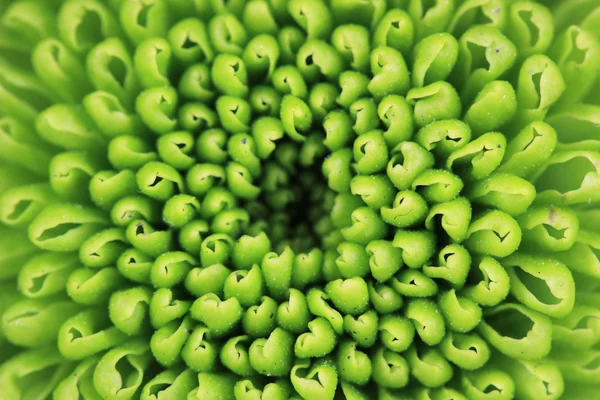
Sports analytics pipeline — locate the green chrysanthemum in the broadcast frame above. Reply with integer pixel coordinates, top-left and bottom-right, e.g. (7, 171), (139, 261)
(0, 0), (600, 399)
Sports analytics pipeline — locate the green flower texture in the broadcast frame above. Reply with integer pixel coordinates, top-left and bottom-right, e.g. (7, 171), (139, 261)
(1, 0), (600, 399)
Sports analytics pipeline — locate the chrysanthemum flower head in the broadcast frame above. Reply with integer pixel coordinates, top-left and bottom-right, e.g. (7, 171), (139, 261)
(0, 0), (599, 399)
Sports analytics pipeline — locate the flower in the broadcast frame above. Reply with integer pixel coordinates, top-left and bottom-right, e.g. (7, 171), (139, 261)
(0, 0), (599, 399)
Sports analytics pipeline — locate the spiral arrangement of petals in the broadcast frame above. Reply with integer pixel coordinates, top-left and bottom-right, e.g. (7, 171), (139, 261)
(0, 0), (600, 399)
